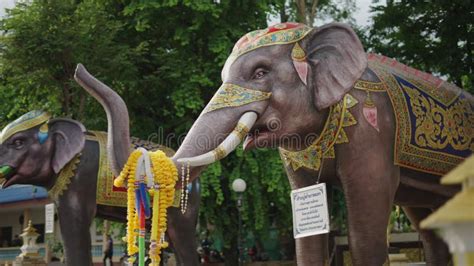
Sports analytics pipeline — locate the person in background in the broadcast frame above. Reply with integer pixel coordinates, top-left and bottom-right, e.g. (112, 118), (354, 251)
(103, 234), (113, 266)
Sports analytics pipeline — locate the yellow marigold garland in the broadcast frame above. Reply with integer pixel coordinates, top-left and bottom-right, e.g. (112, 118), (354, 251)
(114, 149), (177, 266)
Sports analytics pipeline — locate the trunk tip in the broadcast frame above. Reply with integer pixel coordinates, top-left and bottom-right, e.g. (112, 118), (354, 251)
(74, 63), (86, 79)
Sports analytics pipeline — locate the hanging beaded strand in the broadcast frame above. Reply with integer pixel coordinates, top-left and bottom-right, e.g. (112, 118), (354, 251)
(180, 162), (191, 214)
(180, 163), (186, 214)
(184, 162), (190, 211)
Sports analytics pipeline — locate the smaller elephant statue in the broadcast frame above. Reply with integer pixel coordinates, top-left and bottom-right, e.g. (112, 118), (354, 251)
(0, 110), (200, 266)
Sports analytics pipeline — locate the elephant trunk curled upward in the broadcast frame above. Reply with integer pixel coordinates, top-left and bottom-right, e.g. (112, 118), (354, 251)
(77, 22), (473, 266)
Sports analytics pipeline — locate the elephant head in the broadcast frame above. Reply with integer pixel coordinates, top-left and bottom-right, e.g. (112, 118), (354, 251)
(174, 22), (367, 179)
(0, 110), (86, 188)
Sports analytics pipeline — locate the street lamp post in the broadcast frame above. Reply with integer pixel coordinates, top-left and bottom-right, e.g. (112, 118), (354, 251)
(232, 178), (247, 266)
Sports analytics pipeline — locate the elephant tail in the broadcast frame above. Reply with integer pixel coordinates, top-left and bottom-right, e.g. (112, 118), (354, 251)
(74, 64), (131, 176)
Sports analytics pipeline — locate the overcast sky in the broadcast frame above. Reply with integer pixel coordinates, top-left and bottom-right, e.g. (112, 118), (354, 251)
(0, 0), (15, 18)
(353, 0), (377, 26)
(0, 0), (382, 26)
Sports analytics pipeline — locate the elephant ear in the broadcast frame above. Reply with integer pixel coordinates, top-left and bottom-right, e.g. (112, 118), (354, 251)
(302, 23), (367, 110)
(49, 118), (86, 174)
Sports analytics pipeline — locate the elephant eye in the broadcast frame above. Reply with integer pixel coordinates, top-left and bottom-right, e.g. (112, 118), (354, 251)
(13, 139), (24, 149)
(252, 69), (268, 80)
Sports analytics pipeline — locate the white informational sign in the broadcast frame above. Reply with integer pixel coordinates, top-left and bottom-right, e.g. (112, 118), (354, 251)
(45, 203), (55, 234)
(291, 183), (330, 238)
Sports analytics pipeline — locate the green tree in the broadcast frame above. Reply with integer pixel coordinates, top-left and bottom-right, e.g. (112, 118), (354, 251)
(368, 0), (473, 92)
(0, 0), (139, 125)
(0, 0), (291, 264)
(269, 0), (355, 25)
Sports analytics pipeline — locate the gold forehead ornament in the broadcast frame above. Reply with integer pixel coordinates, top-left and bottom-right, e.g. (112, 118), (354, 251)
(0, 110), (51, 144)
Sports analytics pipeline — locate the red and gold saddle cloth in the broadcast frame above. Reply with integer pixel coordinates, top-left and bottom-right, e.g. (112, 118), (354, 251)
(86, 131), (179, 207)
(365, 54), (474, 175)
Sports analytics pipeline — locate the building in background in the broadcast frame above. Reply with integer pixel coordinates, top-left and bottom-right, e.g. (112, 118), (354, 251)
(0, 185), (123, 264)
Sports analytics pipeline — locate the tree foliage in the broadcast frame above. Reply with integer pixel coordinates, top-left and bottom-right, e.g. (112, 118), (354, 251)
(0, 0), (136, 124)
(269, 0), (355, 25)
(368, 0), (473, 92)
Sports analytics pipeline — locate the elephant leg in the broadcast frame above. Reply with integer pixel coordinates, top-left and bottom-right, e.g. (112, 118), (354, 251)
(338, 155), (399, 265)
(167, 181), (200, 266)
(402, 207), (451, 265)
(295, 235), (329, 266)
(57, 190), (97, 266)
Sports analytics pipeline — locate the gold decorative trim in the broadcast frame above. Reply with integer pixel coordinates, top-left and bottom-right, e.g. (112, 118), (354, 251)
(48, 154), (81, 199)
(203, 83), (271, 114)
(368, 53), (461, 106)
(91, 131), (128, 207)
(1, 111), (51, 144)
(226, 23), (312, 69)
(233, 122), (250, 140)
(39, 123), (48, 134)
(291, 42), (306, 61)
(279, 94), (359, 171)
(354, 79), (386, 92)
(213, 146), (227, 161)
(367, 55), (473, 175)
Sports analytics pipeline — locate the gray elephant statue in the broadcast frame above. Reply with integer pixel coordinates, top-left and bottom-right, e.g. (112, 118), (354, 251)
(173, 23), (474, 266)
(75, 22), (473, 266)
(0, 110), (200, 266)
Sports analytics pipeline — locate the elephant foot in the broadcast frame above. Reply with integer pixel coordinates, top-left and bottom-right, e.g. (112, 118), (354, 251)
(403, 207), (451, 266)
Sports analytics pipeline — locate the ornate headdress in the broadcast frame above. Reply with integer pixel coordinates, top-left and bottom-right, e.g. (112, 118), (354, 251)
(224, 22), (312, 78)
(224, 22), (312, 70)
(0, 110), (51, 144)
(209, 23), (313, 114)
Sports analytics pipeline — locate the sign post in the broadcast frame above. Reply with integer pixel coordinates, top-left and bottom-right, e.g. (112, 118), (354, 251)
(44, 203), (55, 263)
(291, 183), (330, 238)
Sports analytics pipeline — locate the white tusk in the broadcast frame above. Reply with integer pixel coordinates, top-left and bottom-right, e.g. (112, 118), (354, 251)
(177, 112), (258, 167)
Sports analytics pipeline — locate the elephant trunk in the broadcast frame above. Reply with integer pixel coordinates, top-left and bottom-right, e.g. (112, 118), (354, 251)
(177, 112), (257, 166)
(74, 64), (130, 176)
(172, 99), (268, 184)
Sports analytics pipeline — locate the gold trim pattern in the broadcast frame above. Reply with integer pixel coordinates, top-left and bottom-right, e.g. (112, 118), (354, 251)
(226, 23), (312, 69)
(0, 110), (50, 144)
(368, 53), (461, 105)
(279, 94), (359, 171)
(48, 154), (81, 199)
(354, 80), (386, 92)
(39, 123), (48, 134)
(91, 131), (128, 207)
(404, 84), (473, 151)
(291, 42), (306, 61)
(203, 83), (272, 114)
(367, 54), (473, 175)
(213, 146), (227, 161)
(233, 122), (250, 140)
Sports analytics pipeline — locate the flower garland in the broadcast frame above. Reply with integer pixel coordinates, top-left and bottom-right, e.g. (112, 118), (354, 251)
(114, 149), (177, 266)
